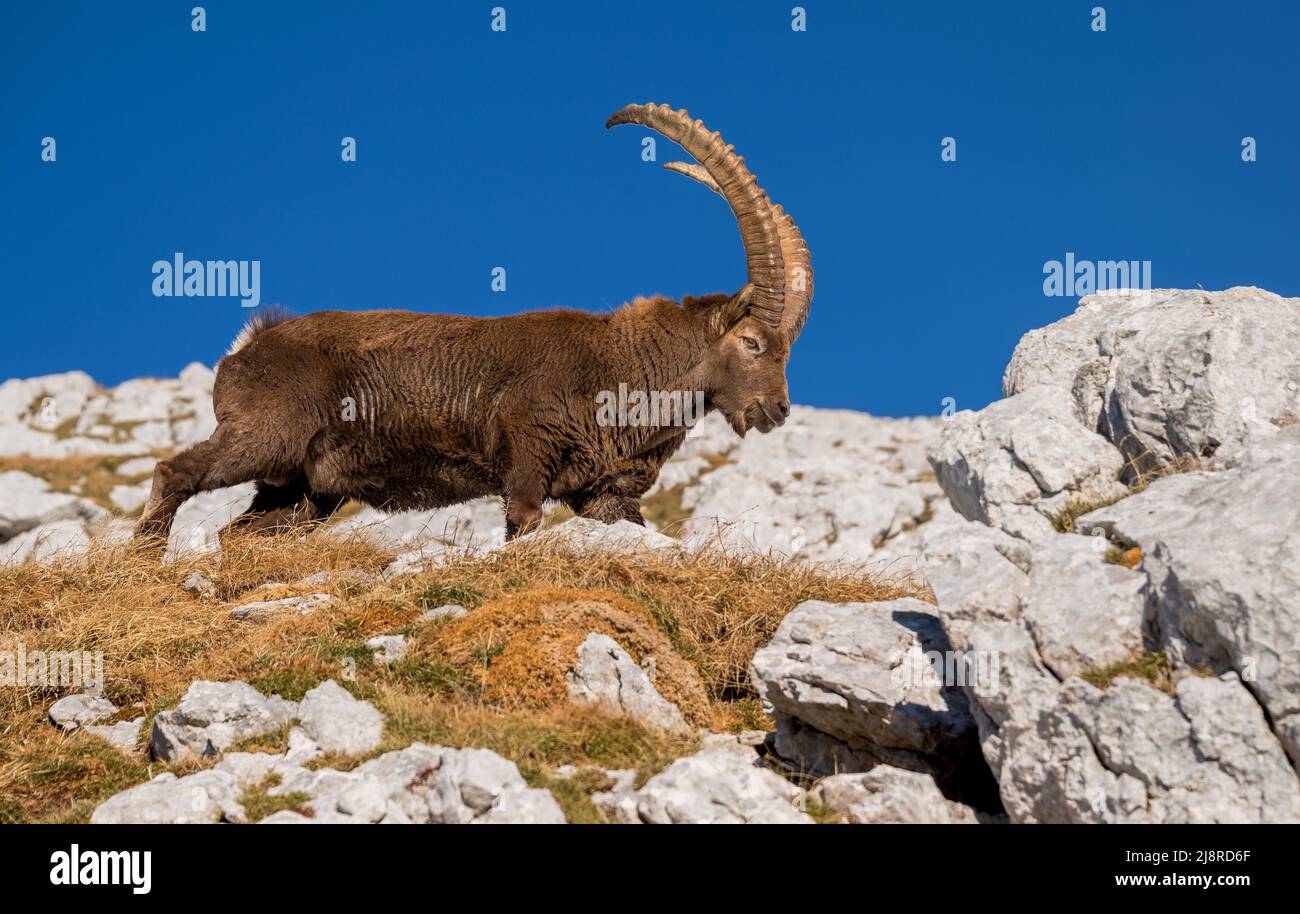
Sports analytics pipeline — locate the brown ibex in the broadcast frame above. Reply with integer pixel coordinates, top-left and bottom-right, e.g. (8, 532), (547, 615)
(134, 103), (813, 548)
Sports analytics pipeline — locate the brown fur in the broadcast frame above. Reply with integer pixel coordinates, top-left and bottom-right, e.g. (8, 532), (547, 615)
(134, 290), (794, 546)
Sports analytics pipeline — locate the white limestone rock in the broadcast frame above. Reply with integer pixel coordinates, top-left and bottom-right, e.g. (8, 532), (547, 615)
(566, 632), (687, 732)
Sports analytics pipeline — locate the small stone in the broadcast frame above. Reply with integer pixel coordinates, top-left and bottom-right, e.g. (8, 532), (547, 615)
(182, 570), (216, 598)
(49, 693), (118, 731)
(366, 634), (409, 664)
(420, 603), (468, 622)
(230, 592), (335, 622)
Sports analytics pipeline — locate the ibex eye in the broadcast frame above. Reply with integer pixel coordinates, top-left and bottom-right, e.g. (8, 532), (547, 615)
(742, 337), (761, 352)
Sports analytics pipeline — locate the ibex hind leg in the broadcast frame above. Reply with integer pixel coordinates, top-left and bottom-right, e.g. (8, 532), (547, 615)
(133, 424), (284, 552)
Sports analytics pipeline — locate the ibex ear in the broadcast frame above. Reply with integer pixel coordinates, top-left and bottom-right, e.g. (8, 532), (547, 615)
(719, 283), (754, 329)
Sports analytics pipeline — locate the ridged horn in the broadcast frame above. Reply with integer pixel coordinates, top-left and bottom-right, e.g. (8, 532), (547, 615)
(665, 159), (812, 341)
(606, 103), (785, 327)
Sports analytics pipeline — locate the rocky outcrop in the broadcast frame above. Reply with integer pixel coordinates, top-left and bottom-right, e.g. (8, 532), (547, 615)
(922, 498), (1300, 822)
(1003, 287), (1300, 472)
(1077, 428), (1300, 765)
(296, 680), (384, 756)
(751, 599), (976, 769)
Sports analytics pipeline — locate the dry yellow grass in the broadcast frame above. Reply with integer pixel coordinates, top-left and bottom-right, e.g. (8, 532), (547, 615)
(0, 526), (917, 823)
(422, 587), (713, 725)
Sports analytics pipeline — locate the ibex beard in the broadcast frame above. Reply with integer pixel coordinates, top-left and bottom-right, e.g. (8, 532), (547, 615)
(133, 103), (813, 550)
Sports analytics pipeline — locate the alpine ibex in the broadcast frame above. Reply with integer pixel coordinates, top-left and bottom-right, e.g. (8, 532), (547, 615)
(134, 103), (813, 547)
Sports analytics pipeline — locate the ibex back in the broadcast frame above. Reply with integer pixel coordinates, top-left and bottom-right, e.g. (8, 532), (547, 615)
(134, 103), (813, 548)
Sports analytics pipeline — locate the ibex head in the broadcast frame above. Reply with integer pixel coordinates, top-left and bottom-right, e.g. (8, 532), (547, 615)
(608, 103), (814, 437)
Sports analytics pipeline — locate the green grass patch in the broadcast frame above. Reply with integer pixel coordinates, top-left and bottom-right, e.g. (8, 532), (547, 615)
(1082, 651), (1172, 693)
(239, 773), (313, 822)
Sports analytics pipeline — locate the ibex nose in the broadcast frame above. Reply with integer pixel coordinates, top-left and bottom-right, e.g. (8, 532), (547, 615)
(776, 399), (790, 417)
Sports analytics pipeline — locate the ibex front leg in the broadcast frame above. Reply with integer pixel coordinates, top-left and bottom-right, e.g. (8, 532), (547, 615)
(503, 467), (545, 540)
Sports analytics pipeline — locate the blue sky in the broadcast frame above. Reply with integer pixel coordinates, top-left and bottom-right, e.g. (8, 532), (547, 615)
(3, 1), (1297, 416)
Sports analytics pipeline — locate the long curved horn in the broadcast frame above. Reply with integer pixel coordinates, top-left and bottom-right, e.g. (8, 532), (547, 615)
(664, 159), (813, 342)
(606, 103), (785, 326)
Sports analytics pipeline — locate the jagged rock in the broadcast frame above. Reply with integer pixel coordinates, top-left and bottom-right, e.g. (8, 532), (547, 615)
(631, 746), (812, 824)
(230, 592), (335, 622)
(1004, 287), (1300, 472)
(590, 769), (641, 824)
(928, 385), (1127, 540)
(566, 632), (688, 732)
(1021, 533), (1147, 678)
(84, 717), (145, 753)
(296, 680), (384, 756)
(49, 693), (117, 731)
(150, 681), (296, 764)
(91, 768), (250, 824)
(366, 635), (408, 664)
(811, 767), (978, 824)
(284, 727), (323, 765)
(1078, 428), (1300, 764)
(751, 599), (976, 766)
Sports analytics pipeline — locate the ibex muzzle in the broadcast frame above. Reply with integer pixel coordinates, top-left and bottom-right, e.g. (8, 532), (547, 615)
(134, 103), (813, 548)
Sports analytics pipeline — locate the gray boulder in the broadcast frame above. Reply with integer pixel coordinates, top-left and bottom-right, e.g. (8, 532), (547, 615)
(751, 599), (976, 768)
(48, 693), (117, 731)
(0, 470), (104, 539)
(297, 680), (384, 756)
(632, 747), (812, 824)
